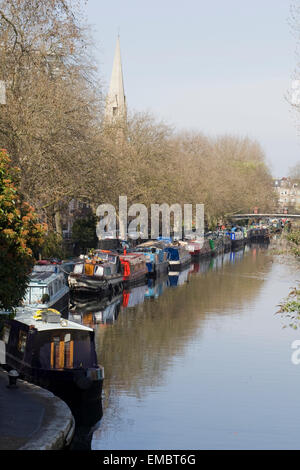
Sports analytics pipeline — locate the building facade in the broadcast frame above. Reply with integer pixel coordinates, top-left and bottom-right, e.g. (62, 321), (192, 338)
(273, 177), (300, 213)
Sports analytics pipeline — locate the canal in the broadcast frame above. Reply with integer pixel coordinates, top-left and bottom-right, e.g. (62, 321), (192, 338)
(70, 243), (300, 450)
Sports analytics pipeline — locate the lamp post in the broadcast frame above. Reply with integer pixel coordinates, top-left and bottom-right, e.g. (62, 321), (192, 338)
(7, 369), (19, 388)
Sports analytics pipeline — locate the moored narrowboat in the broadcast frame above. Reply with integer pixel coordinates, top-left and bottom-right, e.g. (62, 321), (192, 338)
(119, 252), (148, 286)
(165, 243), (191, 271)
(133, 241), (169, 277)
(68, 250), (123, 296)
(0, 309), (104, 399)
(218, 232), (232, 253)
(228, 227), (246, 250)
(248, 227), (270, 242)
(179, 238), (204, 257)
(18, 261), (69, 315)
(181, 236), (215, 258)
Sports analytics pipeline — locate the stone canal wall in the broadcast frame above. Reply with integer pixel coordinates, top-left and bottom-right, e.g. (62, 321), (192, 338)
(0, 368), (75, 450)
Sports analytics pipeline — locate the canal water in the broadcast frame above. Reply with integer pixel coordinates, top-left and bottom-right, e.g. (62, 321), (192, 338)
(71, 243), (300, 450)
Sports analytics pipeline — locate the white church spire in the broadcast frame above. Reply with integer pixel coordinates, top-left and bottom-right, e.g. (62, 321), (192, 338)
(105, 35), (127, 123)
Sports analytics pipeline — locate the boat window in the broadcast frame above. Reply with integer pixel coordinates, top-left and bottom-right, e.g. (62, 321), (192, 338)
(17, 330), (27, 354)
(50, 334), (74, 369)
(1, 325), (11, 344)
(48, 284), (53, 298)
(74, 264), (84, 274)
(104, 267), (111, 276)
(94, 265), (104, 276)
(85, 263), (94, 276)
(97, 252), (116, 263)
(64, 333), (74, 368)
(96, 252), (108, 260)
(28, 286), (45, 304)
(51, 336), (61, 369)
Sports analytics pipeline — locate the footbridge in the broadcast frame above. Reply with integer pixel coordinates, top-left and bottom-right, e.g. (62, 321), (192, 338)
(230, 213), (300, 220)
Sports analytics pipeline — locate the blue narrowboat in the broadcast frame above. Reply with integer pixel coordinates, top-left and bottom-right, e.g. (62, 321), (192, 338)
(165, 243), (191, 271)
(0, 309), (104, 399)
(134, 241), (169, 277)
(227, 227), (247, 250)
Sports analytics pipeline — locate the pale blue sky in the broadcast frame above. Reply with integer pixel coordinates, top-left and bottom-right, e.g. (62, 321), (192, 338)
(85, 0), (300, 176)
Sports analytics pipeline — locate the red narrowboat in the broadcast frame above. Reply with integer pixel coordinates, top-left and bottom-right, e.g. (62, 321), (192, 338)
(119, 253), (148, 286)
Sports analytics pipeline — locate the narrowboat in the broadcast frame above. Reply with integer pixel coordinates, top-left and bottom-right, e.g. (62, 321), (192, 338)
(165, 243), (191, 271)
(248, 227), (270, 243)
(17, 261), (69, 315)
(69, 293), (122, 327)
(0, 309), (104, 399)
(199, 233), (230, 257)
(133, 241), (169, 277)
(179, 238), (204, 257)
(180, 236), (214, 258)
(218, 232), (232, 253)
(119, 252), (148, 286)
(228, 227), (246, 250)
(68, 250), (123, 296)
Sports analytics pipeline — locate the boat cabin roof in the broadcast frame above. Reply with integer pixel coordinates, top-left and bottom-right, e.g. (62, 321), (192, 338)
(136, 241), (166, 250)
(93, 250), (119, 262)
(14, 311), (93, 333)
(30, 271), (62, 284)
(74, 259), (111, 268)
(120, 253), (145, 261)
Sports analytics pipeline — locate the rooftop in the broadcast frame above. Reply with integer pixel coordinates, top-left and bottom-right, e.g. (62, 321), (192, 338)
(14, 311), (93, 333)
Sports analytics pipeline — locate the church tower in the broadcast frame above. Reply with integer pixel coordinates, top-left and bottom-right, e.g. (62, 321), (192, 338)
(105, 36), (127, 123)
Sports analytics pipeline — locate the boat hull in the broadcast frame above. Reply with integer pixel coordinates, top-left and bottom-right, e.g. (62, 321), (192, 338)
(147, 260), (169, 278)
(248, 228), (270, 242)
(4, 361), (104, 403)
(68, 273), (123, 295)
(123, 271), (148, 287)
(168, 254), (191, 271)
(231, 238), (246, 250)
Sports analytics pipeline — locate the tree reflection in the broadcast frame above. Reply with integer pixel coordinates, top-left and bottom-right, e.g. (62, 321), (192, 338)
(95, 247), (272, 419)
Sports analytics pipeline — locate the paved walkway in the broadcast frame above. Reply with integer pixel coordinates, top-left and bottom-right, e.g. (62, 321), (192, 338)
(0, 368), (75, 450)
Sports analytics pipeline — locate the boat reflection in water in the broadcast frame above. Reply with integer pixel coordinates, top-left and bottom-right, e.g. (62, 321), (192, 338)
(69, 293), (122, 327)
(65, 384), (103, 450)
(189, 256), (212, 275)
(66, 293), (124, 449)
(189, 247), (249, 276)
(229, 246), (247, 264)
(122, 282), (148, 308)
(168, 266), (191, 288)
(144, 276), (169, 300)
